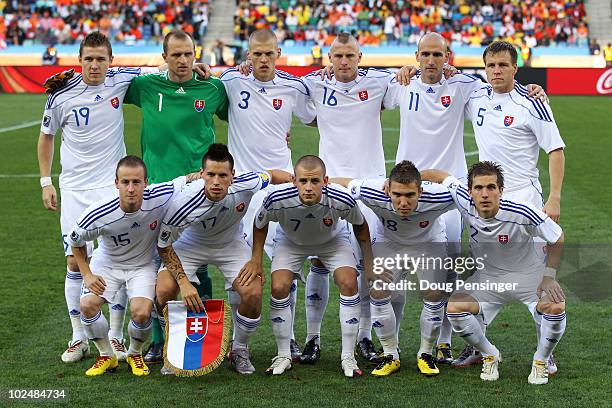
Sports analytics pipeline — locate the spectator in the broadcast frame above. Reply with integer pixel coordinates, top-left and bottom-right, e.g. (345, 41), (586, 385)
(42, 45), (58, 65)
(604, 43), (612, 68)
(589, 38), (601, 55)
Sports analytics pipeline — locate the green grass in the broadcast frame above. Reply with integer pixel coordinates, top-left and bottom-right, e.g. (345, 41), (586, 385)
(0, 95), (610, 407)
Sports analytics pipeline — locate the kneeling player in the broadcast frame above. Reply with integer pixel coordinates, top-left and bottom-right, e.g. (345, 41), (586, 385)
(422, 162), (566, 384)
(333, 160), (456, 377)
(243, 155), (374, 377)
(69, 156), (188, 376)
(155, 144), (291, 375)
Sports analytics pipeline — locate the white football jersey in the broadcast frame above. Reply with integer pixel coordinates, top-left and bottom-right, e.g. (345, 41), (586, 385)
(220, 69), (316, 173)
(303, 68), (393, 179)
(348, 178), (455, 244)
(384, 73), (484, 179)
(255, 183), (365, 246)
(67, 177), (186, 268)
(158, 172), (271, 248)
(465, 83), (565, 192)
(442, 176), (562, 275)
(41, 67), (157, 190)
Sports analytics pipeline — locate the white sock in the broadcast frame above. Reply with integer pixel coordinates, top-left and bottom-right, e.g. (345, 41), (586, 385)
(108, 286), (127, 340)
(339, 294), (360, 360)
(370, 297), (399, 359)
(65, 269), (86, 341)
(447, 312), (498, 357)
(234, 311), (261, 350)
(437, 271), (457, 346)
(357, 265), (372, 341)
(270, 296), (292, 358)
(305, 265), (329, 343)
(228, 290), (241, 341)
(419, 301), (445, 356)
(81, 310), (113, 356)
(534, 312), (566, 361)
(289, 279), (298, 341)
(391, 293), (406, 347)
(127, 317), (152, 355)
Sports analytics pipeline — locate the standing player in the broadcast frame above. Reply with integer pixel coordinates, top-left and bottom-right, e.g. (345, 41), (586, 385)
(219, 29), (316, 359)
(67, 156), (189, 376)
(38, 32), (159, 363)
(244, 155), (374, 377)
(124, 30), (229, 362)
(333, 161), (456, 376)
(422, 163), (566, 384)
(464, 41), (565, 372)
(155, 144), (292, 374)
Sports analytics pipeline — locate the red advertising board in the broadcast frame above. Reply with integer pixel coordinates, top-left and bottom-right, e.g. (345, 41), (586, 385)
(546, 68), (612, 95)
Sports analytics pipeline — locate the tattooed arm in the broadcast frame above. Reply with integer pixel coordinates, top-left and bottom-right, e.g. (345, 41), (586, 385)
(158, 245), (204, 313)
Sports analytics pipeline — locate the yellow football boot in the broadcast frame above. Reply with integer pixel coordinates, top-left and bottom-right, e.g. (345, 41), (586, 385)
(417, 353), (440, 376)
(371, 355), (400, 377)
(85, 355), (119, 377)
(127, 354), (151, 376)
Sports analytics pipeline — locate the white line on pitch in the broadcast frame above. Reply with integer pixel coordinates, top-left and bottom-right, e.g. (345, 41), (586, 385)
(0, 120), (40, 134)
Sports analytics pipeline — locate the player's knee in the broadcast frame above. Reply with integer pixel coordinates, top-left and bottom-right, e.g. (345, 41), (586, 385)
(421, 289), (444, 302)
(66, 256), (80, 272)
(270, 279), (291, 299)
(336, 274), (358, 296)
(447, 294), (476, 314)
(369, 288), (390, 300)
(130, 302), (153, 324)
(538, 300), (565, 315)
(240, 284), (263, 306)
(79, 297), (99, 318)
(155, 283), (177, 305)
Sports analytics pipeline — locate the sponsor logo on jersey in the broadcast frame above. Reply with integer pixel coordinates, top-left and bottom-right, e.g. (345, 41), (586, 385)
(186, 316), (207, 342)
(305, 213), (315, 219)
(272, 99), (282, 110)
(257, 211), (264, 222)
(441, 95), (451, 107)
(94, 94), (103, 102)
(504, 116), (514, 127)
(494, 104), (502, 111)
(426, 87), (435, 94)
(258, 87), (267, 94)
(194, 100), (205, 112)
(110, 97), (120, 109)
(149, 220), (158, 230)
(358, 90), (369, 101)
(236, 202), (246, 212)
(131, 222), (140, 229)
(419, 220), (429, 228)
(323, 218), (333, 227)
(498, 234), (509, 244)
(175, 87), (186, 94)
(42, 115), (51, 127)
(345, 318), (359, 325)
(372, 321), (384, 328)
(307, 293), (322, 301)
(271, 316), (285, 323)
(220, 206), (229, 212)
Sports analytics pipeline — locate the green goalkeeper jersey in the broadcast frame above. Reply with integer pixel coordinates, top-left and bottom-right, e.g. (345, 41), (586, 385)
(125, 72), (229, 183)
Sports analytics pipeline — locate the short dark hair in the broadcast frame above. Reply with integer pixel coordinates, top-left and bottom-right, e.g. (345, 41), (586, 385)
(163, 30), (195, 54)
(295, 155), (326, 175)
(483, 41), (517, 65)
(389, 160), (421, 188)
(467, 161), (504, 190)
(79, 31), (112, 57)
(202, 143), (234, 169)
(116, 155), (147, 179)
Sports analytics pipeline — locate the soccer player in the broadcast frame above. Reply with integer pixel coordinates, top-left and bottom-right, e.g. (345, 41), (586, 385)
(124, 30), (229, 362)
(422, 162), (566, 384)
(155, 144), (292, 375)
(219, 28), (316, 360)
(38, 32), (159, 363)
(332, 160), (456, 376)
(67, 156), (189, 376)
(383, 33), (549, 366)
(464, 41), (565, 372)
(244, 155), (374, 377)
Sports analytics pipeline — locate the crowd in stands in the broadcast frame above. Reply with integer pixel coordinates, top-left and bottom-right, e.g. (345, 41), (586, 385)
(234, 0), (590, 49)
(0, 0), (213, 47)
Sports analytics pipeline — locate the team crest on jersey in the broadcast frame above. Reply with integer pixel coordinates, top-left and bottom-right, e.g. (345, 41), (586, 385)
(498, 234), (509, 244)
(236, 202), (246, 212)
(441, 95), (451, 108)
(110, 97), (120, 109)
(419, 221), (429, 228)
(149, 220), (158, 230)
(358, 90), (369, 101)
(504, 116), (514, 127)
(194, 100), (205, 112)
(323, 218), (333, 227)
(186, 315), (208, 341)
(272, 99), (283, 110)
